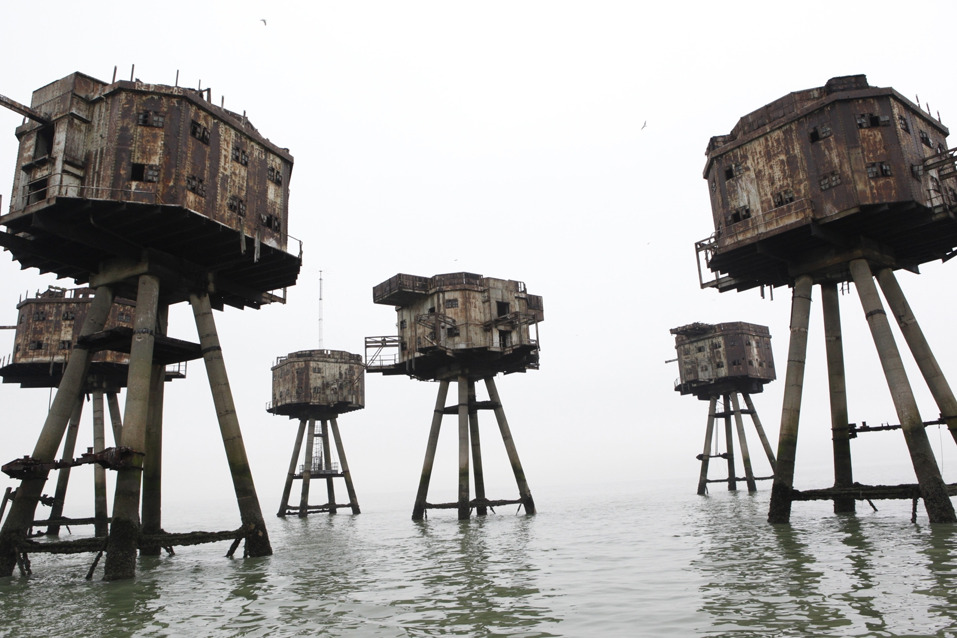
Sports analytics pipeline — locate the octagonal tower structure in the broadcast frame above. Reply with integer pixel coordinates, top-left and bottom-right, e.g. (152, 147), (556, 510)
(695, 75), (957, 523)
(366, 272), (543, 520)
(0, 71), (301, 579)
(671, 322), (777, 495)
(267, 349), (363, 517)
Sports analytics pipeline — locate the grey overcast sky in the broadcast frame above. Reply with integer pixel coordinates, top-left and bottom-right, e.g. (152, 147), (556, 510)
(2, 0), (957, 521)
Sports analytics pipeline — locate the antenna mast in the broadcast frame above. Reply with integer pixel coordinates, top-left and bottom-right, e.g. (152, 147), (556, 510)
(318, 270), (324, 349)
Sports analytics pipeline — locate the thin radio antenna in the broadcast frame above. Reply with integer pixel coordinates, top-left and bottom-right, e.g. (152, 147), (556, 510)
(318, 270), (324, 349)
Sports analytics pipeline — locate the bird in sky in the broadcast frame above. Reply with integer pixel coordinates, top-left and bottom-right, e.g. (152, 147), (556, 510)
(641, 120), (647, 130)
(260, 18), (267, 26)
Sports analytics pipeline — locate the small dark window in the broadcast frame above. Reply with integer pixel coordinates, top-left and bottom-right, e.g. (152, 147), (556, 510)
(696, 346), (705, 353)
(28, 340), (44, 351)
(27, 178), (48, 205)
(820, 171), (842, 191)
(33, 311), (46, 321)
(716, 362), (724, 369)
(496, 301), (510, 317)
(190, 120), (210, 144)
(898, 114), (910, 133)
(920, 130), (932, 147)
(447, 326), (460, 338)
(34, 125), (54, 159)
(809, 124), (832, 143)
(857, 113), (887, 129)
(499, 330), (512, 348)
(772, 189), (795, 207)
(445, 298), (459, 309)
(723, 163), (744, 180)
(399, 319), (407, 329)
(911, 164), (924, 180)
(137, 110), (165, 127)
(227, 195), (246, 217)
(62, 310), (75, 320)
(186, 174), (207, 196)
(867, 162), (892, 178)
(267, 165), (283, 185)
(117, 311), (132, 323)
(259, 214), (281, 232)
(131, 163), (160, 183)
(231, 146), (249, 166)
(59, 340), (72, 350)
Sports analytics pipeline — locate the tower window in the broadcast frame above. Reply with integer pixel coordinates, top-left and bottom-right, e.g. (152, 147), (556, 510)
(137, 110), (165, 128)
(190, 120), (210, 144)
(809, 124), (832, 142)
(898, 114), (910, 133)
(131, 163), (160, 183)
(772, 189), (795, 207)
(267, 165), (283, 185)
(186, 174), (207, 196)
(920, 130), (933, 148)
(231, 145), (249, 166)
(445, 298), (459, 309)
(227, 195), (246, 217)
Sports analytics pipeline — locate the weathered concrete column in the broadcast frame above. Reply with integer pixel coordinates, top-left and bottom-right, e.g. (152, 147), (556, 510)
(321, 420), (337, 514)
(46, 397), (85, 535)
(468, 380), (487, 516)
(0, 285), (114, 577)
(141, 305), (168, 556)
(769, 274), (814, 524)
(92, 390), (109, 537)
(190, 292), (272, 554)
(279, 419), (307, 517)
(299, 419), (316, 518)
(821, 282), (855, 514)
(697, 397), (718, 495)
(412, 380), (450, 520)
(485, 376), (536, 515)
(877, 268), (957, 447)
(457, 375), (471, 520)
(730, 393), (757, 493)
(723, 394), (737, 491)
(107, 392), (123, 445)
(330, 418), (360, 514)
(742, 394), (776, 471)
(105, 274), (160, 580)
(849, 259), (955, 523)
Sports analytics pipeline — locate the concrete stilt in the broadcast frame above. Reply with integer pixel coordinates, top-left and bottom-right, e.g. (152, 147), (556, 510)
(321, 421), (337, 515)
(730, 393), (757, 492)
(877, 268), (957, 447)
(105, 274), (161, 580)
(92, 390), (109, 537)
(457, 375), (471, 521)
(485, 376), (535, 515)
(697, 397), (718, 495)
(330, 418), (360, 514)
(468, 380), (488, 516)
(821, 282), (855, 514)
(849, 259), (956, 523)
(279, 420), (307, 517)
(722, 394), (737, 491)
(190, 292), (272, 555)
(742, 394), (776, 470)
(299, 419), (316, 518)
(46, 397), (85, 535)
(107, 392), (123, 446)
(141, 305), (168, 555)
(769, 275), (814, 524)
(412, 380), (450, 521)
(0, 285), (114, 577)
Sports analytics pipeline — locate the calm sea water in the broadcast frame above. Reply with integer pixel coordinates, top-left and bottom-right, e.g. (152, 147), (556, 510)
(2, 485), (957, 637)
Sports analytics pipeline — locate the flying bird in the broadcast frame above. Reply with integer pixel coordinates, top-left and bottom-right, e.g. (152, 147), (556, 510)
(641, 120), (647, 130)
(260, 18), (267, 26)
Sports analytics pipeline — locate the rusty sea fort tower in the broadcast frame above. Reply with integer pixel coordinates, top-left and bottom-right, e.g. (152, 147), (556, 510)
(0, 285), (186, 539)
(696, 75), (957, 523)
(267, 349), (363, 517)
(0, 71), (301, 579)
(671, 322), (777, 495)
(366, 272), (542, 520)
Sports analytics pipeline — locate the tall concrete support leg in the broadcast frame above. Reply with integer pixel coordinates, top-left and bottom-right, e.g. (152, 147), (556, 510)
(330, 418), (360, 514)
(107, 392), (123, 445)
(769, 275), (814, 524)
(877, 268), (957, 447)
(730, 393), (757, 493)
(821, 282), (855, 514)
(0, 285), (114, 577)
(140, 316), (168, 556)
(279, 420), (307, 517)
(698, 397), (718, 495)
(46, 397), (85, 535)
(321, 420), (337, 514)
(412, 380), (450, 521)
(742, 394), (776, 470)
(485, 376), (536, 515)
(849, 260), (956, 523)
(457, 375), (471, 520)
(92, 391), (109, 537)
(723, 394), (737, 491)
(468, 380), (487, 516)
(190, 292), (272, 554)
(105, 275), (160, 580)
(299, 420), (316, 518)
